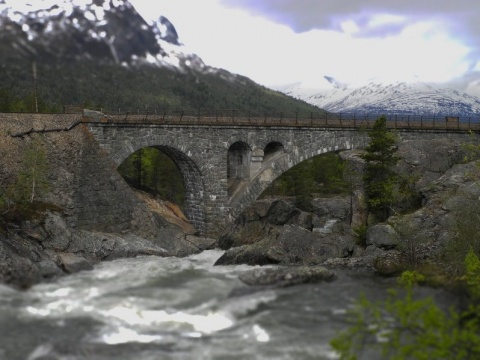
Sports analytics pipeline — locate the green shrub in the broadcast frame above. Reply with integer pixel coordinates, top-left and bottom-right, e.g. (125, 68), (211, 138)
(353, 225), (367, 247)
(331, 254), (480, 360)
(465, 248), (480, 301)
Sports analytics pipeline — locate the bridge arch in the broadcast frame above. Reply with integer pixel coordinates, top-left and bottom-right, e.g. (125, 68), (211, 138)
(152, 146), (206, 233)
(227, 143), (352, 222)
(115, 143), (206, 234)
(85, 122), (372, 236)
(263, 141), (285, 162)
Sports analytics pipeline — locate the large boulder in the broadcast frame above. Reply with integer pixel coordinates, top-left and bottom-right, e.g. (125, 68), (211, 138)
(215, 225), (355, 266)
(219, 197), (352, 251)
(218, 199), (315, 249)
(58, 252), (93, 273)
(366, 224), (400, 249)
(0, 233), (61, 288)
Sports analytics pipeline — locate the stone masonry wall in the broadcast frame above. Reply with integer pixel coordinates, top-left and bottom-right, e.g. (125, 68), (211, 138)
(86, 121), (480, 236)
(0, 113), (159, 238)
(86, 123), (366, 235)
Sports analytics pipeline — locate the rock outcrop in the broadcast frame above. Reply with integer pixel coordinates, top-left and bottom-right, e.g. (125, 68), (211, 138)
(216, 198), (356, 267)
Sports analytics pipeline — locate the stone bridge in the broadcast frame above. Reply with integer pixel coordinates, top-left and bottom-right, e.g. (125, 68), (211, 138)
(83, 113), (480, 236)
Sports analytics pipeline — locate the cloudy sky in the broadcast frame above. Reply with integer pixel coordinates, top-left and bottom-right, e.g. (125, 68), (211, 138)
(136, 1), (479, 92)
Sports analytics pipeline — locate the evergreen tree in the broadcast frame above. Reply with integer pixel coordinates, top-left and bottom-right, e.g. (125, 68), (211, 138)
(361, 115), (400, 221)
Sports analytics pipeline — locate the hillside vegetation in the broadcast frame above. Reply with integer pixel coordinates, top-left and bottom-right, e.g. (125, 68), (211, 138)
(0, 58), (325, 116)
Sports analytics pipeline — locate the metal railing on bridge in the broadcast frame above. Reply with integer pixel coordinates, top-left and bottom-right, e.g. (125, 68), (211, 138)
(80, 108), (480, 132)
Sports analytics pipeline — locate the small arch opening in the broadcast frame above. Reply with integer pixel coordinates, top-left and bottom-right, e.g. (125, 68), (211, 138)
(264, 141), (284, 162)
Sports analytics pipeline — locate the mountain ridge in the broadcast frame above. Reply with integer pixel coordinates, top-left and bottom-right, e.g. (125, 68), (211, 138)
(0, 0), (324, 115)
(280, 77), (480, 116)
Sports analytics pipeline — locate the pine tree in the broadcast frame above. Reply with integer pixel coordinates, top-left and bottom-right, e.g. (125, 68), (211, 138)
(361, 115), (400, 221)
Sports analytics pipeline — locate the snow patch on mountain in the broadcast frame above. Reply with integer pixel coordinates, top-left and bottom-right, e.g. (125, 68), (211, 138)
(0, 0), (226, 77)
(280, 77), (480, 116)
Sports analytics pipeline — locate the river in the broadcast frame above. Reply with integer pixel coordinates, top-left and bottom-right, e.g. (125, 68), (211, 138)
(0, 249), (432, 360)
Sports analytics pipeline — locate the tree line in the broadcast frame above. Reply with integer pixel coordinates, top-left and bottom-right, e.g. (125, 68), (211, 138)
(0, 58), (324, 117)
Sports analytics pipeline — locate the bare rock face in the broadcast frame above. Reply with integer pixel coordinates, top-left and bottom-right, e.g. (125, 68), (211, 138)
(168, 235), (217, 257)
(215, 225), (355, 266)
(58, 253), (93, 273)
(388, 160), (480, 256)
(397, 138), (466, 189)
(219, 198), (352, 250)
(366, 224), (400, 249)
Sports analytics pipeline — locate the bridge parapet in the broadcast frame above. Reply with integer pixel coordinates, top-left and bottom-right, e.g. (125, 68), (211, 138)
(82, 111), (480, 132)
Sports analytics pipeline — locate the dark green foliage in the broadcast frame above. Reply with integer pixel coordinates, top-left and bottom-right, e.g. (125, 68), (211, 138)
(330, 262), (480, 360)
(0, 136), (54, 231)
(353, 225), (368, 247)
(361, 115), (401, 220)
(443, 188), (480, 275)
(465, 249), (480, 300)
(12, 136), (49, 204)
(260, 152), (349, 210)
(0, 58), (325, 116)
(117, 147), (185, 206)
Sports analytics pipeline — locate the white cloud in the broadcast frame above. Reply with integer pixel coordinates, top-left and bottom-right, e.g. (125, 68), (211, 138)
(131, 0), (475, 88)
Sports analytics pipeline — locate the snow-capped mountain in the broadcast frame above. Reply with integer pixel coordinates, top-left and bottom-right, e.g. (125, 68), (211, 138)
(0, 0), (210, 73)
(281, 76), (480, 116)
